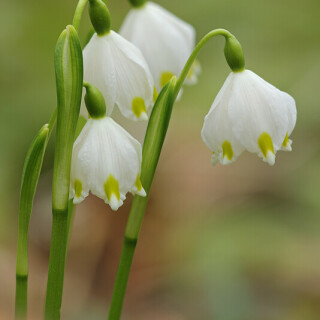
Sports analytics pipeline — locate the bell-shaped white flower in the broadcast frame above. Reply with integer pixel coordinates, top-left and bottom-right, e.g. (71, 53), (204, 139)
(82, 31), (154, 121)
(120, 2), (199, 92)
(201, 69), (297, 166)
(70, 116), (146, 210)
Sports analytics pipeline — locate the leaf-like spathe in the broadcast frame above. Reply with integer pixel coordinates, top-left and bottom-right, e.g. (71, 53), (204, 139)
(52, 25), (83, 211)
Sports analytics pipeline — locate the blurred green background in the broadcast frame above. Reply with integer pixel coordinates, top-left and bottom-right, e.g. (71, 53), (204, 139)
(1, 0), (320, 319)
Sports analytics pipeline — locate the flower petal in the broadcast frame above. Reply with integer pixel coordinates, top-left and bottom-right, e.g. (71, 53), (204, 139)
(120, 2), (196, 91)
(228, 70), (289, 155)
(70, 117), (145, 210)
(82, 32), (154, 121)
(201, 73), (244, 165)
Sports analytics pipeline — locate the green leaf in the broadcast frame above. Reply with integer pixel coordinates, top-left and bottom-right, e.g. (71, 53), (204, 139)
(17, 124), (49, 276)
(140, 77), (176, 193)
(125, 77), (176, 239)
(15, 124), (49, 317)
(52, 25), (83, 211)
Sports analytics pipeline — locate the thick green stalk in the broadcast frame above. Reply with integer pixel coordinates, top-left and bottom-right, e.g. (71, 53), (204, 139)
(44, 208), (69, 320)
(44, 25), (83, 320)
(108, 29), (244, 320)
(15, 276), (27, 319)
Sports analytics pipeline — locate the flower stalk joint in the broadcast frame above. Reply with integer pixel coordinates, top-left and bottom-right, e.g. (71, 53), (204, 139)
(88, 0), (111, 36)
(83, 82), (106, 119)
(224, 35), (245, 72)
(128, 0), (147, 8)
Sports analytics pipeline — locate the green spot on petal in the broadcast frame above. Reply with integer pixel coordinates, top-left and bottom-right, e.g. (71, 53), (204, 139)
(132, 97), (147, 118)
(222, 140), (233, 160)
(104, 174), (120, 202)
(160, 71), (174, 88)
(258, 132), (274, 158)
(74, 179), (83, 198)
(135, 174), (143, 191)
(153, 86), (158, 103)
(282, 133), (289, 148)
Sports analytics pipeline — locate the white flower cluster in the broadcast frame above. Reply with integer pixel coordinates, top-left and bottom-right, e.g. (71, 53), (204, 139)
(71, 1), (196, 210)
(70, 0), (297, 211)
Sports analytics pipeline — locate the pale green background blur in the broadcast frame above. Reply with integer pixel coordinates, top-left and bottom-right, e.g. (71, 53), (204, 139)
(1, 0), (320, 319)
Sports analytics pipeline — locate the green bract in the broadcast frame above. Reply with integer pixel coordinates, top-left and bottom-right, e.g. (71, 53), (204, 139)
(139, 77), (176, 196)
(83, 82), (106, 118)
(88, 0), (111, 36)
(224, 35), (245, 72)
(127, 76), (176, 236)
(52, 25), (83, 211)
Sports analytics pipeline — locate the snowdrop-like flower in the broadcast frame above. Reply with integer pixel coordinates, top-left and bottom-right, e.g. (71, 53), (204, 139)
(201, 69), (297, 166)
(82, 0), (154, 121)
(71, 82), (146, 210)
(120, 1), (199, 92)
(82, 31), (154, 121)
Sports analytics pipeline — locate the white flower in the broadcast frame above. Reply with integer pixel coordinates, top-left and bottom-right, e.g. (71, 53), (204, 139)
(70, 116), (146, 210)
(201, 69), (297, 166)
(82, 31), (154, 121)
(119, 1), (199, 92)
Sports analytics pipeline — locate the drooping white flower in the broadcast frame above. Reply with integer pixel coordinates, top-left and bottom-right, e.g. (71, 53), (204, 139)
(82, 31), (154, 121)
(120, 2), (199, 92)
(201, 69), (297, 166)
(70, 116), (146, 210)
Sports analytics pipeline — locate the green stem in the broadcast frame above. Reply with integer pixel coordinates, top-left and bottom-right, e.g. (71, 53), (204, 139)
(44, 206), (71, 320)
(15, 275), (28, 319)
(174, 28), (233, 99)
(72, 0), (89, 32)
(108, 198), (147, 320)
(108, 236), (137, 319)
(108, 29), (239, 320)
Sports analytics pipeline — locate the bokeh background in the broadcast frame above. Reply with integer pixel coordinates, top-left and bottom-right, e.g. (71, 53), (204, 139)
(1, 0), (320, 319)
